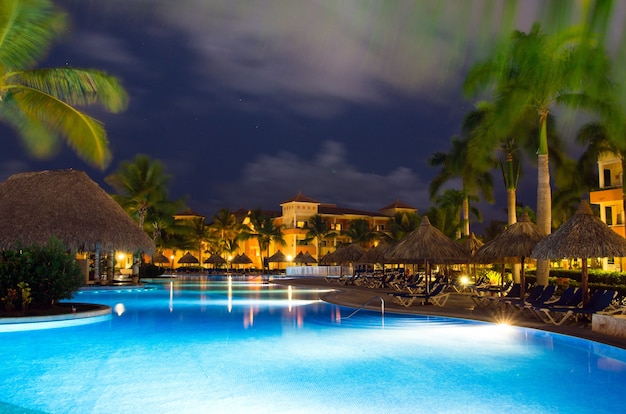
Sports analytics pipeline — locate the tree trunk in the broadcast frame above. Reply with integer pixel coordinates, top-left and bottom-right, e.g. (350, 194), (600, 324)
(535, 113), (552, 287)
(462, 196), (470, 237)
(506, 188), (521, 283)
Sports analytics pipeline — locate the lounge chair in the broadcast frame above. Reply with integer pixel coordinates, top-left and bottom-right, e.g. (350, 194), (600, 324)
(501, 284), (545, 308)
(471, 282), (523, 307)
(536, 290), (618, 326)
(513, 284), (556, 313)
(388, 283), (450, 307)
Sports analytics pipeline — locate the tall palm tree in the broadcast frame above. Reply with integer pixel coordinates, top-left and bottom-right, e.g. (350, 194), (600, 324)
(242, 210), (285, 272)
(184, 217), (210, 267)
(303, 214), (336, 260)
(429, 135), (493, 238)
(210, 208), (242, 244)
(428, 189), (471, 239)
(105, 155), (171, 228)
(0, 0), (128, 168)
(464, 22), (615, 284)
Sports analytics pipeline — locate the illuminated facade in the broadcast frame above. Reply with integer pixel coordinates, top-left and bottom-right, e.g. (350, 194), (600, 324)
(589, 152), (625, 270)
(163, 193), (416, 271)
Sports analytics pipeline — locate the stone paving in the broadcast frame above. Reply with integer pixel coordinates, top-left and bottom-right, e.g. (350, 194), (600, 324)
(273, 277), (626, 350)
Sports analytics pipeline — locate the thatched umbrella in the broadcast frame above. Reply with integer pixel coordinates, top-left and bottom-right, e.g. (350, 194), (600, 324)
(388, 216), (470, 294)
(204, 252), (227, 267)
(232, 253), (253, 265)
(320, 244), (366, 278)
(178, 251), (199, 265)
(293, 251), (317, 264)
(301, 252), (317, 264)
(321, 244), (366, 264)
(268, 250), (287, 270)
(474, 213), (545, 297)
(458, 232), (483, 281)
(532, 200), (626, 305)
(360, 243), (393, 265)
(153, 252), (170, 264)
(0, 170), (154, 253)
(268, 250), (287, 263)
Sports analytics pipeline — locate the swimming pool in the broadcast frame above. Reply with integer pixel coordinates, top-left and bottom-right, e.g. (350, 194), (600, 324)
(1, 277), (625, 413)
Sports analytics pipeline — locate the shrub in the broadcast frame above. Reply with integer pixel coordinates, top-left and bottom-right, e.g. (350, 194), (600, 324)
(0, 238), (83, 308)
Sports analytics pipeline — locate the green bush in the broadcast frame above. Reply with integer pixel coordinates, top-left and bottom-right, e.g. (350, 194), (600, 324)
(0, 238), (83, 308)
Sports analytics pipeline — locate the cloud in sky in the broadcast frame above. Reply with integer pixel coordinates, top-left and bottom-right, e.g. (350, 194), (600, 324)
(205, 140), (430, 214)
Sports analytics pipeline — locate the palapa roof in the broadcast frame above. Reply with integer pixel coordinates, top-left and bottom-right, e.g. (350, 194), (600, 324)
(232, 253), (253, 264)
(0, 170), (155, 253)
(153, 252), (170, 264)
(320, 244), (366, 264)
(360, 243), (394, 264)
(531, 201), (626, 260)
(474, 213), (545, 263)
(387, 216), (469, 264)
(458, 232), (484, 257)
(267, 250), (287, 263)
(178, 251), (199, 264)
(204, 252), (227, 264)
(293, 251), (317, 263)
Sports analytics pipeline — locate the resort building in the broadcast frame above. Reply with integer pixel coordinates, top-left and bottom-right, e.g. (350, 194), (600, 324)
(164, 193), (417, 271)
(589, 152), (625, 270)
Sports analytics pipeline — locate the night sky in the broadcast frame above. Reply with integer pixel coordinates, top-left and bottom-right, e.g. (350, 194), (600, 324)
(1, 1), (599, 231)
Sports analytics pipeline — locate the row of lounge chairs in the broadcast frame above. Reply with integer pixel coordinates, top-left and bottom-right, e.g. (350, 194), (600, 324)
(387, 282), (450, 307)
(474, 282), (620, 326)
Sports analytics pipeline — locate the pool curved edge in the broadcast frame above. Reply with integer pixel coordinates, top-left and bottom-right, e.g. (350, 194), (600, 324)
(0, 303), (111, 332)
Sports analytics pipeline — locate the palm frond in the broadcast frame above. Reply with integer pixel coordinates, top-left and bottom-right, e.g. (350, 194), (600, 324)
(9, 86), (111, 168)
(6, 68), (129, 112)
(0, 0), (66, 70)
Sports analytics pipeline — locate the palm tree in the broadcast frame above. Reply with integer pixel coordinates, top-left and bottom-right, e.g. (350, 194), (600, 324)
(210, 208), (243, 244)
(382, 212), (421, 243)
(464, 22), (615, 284)
(341, 219), (377, 246)
(428, 135), (493, 238)
(303, 214), (336, 260)
(242, 210), (285, 272)
(427, 189), (470, 239)
(184, 217), (210, 268)
(105, 155), (171, 228)
(0, 0), (128, 168)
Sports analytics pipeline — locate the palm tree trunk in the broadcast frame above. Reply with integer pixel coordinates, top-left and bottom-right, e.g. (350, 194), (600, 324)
(535, 110), (552, 287)
(462, 196), (470, 237)
(506, 188), (521, 283)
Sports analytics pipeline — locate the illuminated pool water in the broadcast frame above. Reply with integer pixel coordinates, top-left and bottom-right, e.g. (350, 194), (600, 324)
(1, 277), (626, 414)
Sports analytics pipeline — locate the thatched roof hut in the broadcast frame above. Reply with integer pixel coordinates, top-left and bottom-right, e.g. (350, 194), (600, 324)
(153, 252), (170, 264)
(268, 250), (287, 263)
(532, 200), (626, 304)
(232, 253), (253, 264)
(178, 252), (199, 264)
(204, 252), (227, 265)
(320, 244), (366, 264)
(293, 251), (317, 264)
(387, 216), (469, 264)
(474, 213), (545, 296)
(360, 243), (393, 264)
(0, 169), (154, 253)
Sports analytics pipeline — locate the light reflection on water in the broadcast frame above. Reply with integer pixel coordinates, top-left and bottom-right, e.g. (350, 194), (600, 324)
(1, 276), (626, 414)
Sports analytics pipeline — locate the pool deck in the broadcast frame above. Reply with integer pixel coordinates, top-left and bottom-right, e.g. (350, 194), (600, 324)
(274, 277), (626, 350)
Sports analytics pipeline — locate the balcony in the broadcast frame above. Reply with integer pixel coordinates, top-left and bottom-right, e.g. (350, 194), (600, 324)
(590, 187), (622, 204)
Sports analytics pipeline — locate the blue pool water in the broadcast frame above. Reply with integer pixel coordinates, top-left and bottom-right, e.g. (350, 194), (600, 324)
(1, 277), (626, 414)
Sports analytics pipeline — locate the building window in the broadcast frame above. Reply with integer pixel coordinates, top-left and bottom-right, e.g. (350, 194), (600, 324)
(375, 224), (385, 231)
(296, 220), (307, 228)
(604, 169), (612, 187)
(605, 206), (613, 226)
(331, 223), (342, 231)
